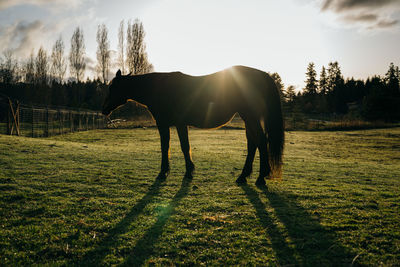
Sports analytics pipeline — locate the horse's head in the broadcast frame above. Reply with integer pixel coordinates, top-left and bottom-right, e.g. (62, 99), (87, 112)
(102, 70), (126, 116)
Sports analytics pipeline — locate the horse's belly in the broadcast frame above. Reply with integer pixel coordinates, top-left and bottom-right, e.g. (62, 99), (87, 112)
(187, 109), (236, 129)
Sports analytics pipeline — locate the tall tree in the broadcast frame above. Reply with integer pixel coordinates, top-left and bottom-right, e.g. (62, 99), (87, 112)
(118, 20), (125, 74)
(319, 65), (328, 95)
(126, 19), (153, 74)
(385, 62), (400, 96)
(35, 46), (48, 84)
(304, 62), (318, 95)
(25, 52), (35, 84)
(285, 85), (296, 103)
(327, 61), (343, 93)
(96, 23), (111, 84)
(51, 37), (67, 83)
(69, 27), (86, 82)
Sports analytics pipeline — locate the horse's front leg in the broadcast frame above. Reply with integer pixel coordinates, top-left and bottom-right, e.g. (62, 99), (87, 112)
(236, 123), (257, 184)
(157, 124), (170, 180)
(176, 125), (195, 178)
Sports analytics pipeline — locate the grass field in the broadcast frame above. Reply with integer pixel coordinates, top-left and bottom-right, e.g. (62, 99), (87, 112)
(0, 127), (399, 266)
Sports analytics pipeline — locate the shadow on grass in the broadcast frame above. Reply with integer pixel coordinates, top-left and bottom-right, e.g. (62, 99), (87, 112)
(120, 176), (192, 266)
(241, 184), (354, 266)
(240, 185), (298, 265)
(76, 178), (165, 266)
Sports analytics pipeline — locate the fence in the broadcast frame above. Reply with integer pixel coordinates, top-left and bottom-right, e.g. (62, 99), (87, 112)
(0, 97), (106, 138)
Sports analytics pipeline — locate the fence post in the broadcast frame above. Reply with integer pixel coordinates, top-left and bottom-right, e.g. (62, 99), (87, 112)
(31, 105), (34, 137)
(17, 101), (20, 136)
(58, 109), (61, 135)
(92, 113), (95, 129)
(78, 108), (81, 131)
(7, 102), (10, 135)
(45, 106), (49, 137)
(70, 111), (73, 133)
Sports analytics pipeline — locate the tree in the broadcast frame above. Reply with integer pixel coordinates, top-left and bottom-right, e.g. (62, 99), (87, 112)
(327, 61), (343, 93)
(1, 50), (18, 84)
(96, 24), (111, 84)
(126, 19), (153, 74)
(118, 20), (125, 74)
(69, 27), (86, 82)
(319, 66), (328, 95)
(304, 62), (318, 95)
(285, 85), (296, 103)
(385, 62), (400, 96)
(25, 52), (35, 84)
(270, 72), (285, 102)
(35, 46), (48, 84)
(51, 37), (67, 83)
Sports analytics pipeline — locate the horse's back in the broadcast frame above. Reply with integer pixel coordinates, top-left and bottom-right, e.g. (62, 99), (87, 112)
(147, 66), (274, 127)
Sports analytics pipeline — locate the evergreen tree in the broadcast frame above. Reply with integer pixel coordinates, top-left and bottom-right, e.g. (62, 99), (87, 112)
(327, 61), (343, 93)
(385, 62), (400, 96)
(285, 85), (296, 103)
(304, 62), (318, 95)
(319, 66), (328, 95)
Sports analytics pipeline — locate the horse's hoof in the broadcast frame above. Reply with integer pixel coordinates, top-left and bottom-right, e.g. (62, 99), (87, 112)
(156, 171), (168, 180)
(255, 177), (266, 188)
(236, 176), (247, 184)
(184, 171), (193, 180)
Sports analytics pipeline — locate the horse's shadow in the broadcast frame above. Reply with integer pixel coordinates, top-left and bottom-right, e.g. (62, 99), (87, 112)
(240, 184), (354, 266)
(120, 176), (192, 266)
(76, 177), (165, 265)
(76, 176), (192, 266)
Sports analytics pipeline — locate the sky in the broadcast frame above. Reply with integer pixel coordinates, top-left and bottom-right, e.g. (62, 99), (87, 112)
(0, 0), (399, 89)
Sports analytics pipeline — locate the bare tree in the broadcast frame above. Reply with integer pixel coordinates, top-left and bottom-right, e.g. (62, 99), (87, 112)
(25, 51), (35, 84)
(126, 19), (153, 74)
(118, 20), (125, 74)
(1, 50), (18, 84)
(69, 27), (86, 82)
(51, 36), (67, 83)
(96, 23), (111, 84)
(35, 46), (48, 84)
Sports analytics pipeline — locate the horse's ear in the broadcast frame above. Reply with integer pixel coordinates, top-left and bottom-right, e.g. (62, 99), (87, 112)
(116, 69), (121, 78)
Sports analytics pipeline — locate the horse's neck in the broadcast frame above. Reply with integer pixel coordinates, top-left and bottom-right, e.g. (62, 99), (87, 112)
(124, 77), (151, 106)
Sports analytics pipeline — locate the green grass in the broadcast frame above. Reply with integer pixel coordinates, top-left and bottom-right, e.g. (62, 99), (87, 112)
(0, 127), (399, 266)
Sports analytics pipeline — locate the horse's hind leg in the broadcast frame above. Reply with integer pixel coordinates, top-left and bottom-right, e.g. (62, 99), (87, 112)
(157, 124), (170, 180)
(177, 125), (195, 178)
(236, 124), (256, 184)
(240, 116), (270, 186)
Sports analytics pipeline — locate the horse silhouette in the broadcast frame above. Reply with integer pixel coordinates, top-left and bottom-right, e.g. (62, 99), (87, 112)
(102, 66), (284, 186)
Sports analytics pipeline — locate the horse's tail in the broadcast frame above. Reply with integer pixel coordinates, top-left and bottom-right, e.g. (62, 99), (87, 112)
(263, 75), (285, 178)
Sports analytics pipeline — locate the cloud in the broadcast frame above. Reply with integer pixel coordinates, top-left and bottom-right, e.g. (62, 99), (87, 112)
(0, 0), (83, 11)
(0, 20), (45, 57)
(321, 0), (398, 12)
(320, 0), (400, 29)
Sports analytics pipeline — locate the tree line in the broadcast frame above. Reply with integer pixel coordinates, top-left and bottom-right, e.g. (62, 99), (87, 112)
(271, 62), (400, 121)
(0, 19), (153, 112)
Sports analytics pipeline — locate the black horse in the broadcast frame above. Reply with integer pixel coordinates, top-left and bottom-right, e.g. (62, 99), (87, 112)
(102, 66), (284, 186)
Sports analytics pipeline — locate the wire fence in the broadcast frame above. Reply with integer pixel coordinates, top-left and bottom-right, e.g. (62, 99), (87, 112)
(0, 96), (106, 138)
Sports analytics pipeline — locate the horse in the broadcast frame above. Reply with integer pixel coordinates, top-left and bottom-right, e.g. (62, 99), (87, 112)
(102, 65), (284, 186)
